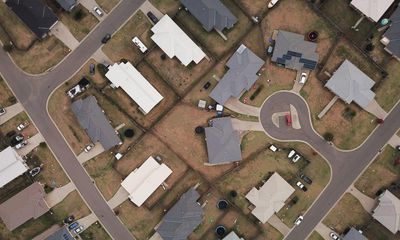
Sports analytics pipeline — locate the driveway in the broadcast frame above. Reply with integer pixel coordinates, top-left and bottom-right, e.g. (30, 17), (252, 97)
(0, 102), (23, 125)
(51, 22), (79, 50)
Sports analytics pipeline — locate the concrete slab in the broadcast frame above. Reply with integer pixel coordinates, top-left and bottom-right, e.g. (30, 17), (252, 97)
(50, 22), (79, 50)
(17, 133), (45, 156)
(45, 182), (76, 208)
(315, 222), (334, 240)
(347, 185), (376, 213)
(77, 142), (105, 164)
(365, 99), (388, 119)
(388, 134), (400, 149)
(77, 213), (98, 229)
(139, 0), (164, 22)
(231, 118), (264, 132)
(107, 186), (129, 209)
(92, 48), (112, 65)
(318, 96), (339, 119)
(0, 103), (23, 125)
(79, 0), (107, 20)
(290, 104), (301, 129)
(225, 97), (260, 117)
(268, 214), (290, 236)
(271, 112), (289, 128)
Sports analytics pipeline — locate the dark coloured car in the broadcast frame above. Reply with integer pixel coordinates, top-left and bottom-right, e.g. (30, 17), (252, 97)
(89, 64), (95, 75)
(101, 34), (111, 44)
(78, 77), (90, 88)
(147, 11), (158, 24)
(203, 82), (211, 90)
(300, 174), (312, 185)
(0, 107), (5, 116)
(68, 222), (79, 230)
(6, 130), (16, 138)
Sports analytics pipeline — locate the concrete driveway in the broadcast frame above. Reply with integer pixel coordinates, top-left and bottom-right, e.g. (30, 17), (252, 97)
(51, 22), (79, 50)
(0, 103), (23, 125)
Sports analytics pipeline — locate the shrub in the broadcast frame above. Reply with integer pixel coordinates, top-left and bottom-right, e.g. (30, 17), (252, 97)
(8, 96), (17, 104)
(97, 64), (108, 77)
(39, 142), (47, 148)
(2, 44), (13, 52)
(323, 132), (334, 141)
(73, 9), (85, 21)
(249, 85), (263, 101)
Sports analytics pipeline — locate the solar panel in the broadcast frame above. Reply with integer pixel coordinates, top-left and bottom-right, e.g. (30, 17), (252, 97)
(287, 51), (302, 57)
(303, 63), (317, 69)
(276, 58), (286, 65)
(299, 58), (317, 65)
(282, 54), (292, 60)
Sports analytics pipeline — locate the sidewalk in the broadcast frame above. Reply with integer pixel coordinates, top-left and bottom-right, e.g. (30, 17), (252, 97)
(225, 97), (260, 117)
(17, 133), (45, 156)
(231, 118), (264, 132)
(107, 186), (129, 209)
(45, 182), (76, 207)
(268, 214), (290, 236)
(347, 185), (376, 213)
(0, 103), (23, 125)
(77, 142), (105, 164)
(51, 22), (79, 50)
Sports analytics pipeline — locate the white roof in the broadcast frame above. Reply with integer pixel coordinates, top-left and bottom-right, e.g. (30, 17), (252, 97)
(151, 15), (206, 66)
(105, 62), (163, 114)
(222, 231), (244, 240)
(0, 147), (28, 188)
(351, 0), (394, 22)
(373, 190), (400, 233)
(121, 156), (172, 207)
(245, 172), (295, 223)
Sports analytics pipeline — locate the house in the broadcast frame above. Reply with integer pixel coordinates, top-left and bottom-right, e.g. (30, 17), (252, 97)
(71, 96), (122, 151)
(45, 227), (74, 240)
(372, 190), (400, 234)
(180, 0), (237, 32)
(151, 15), (206, 66)
(0, 146), (29, 188)
(6, 0), (59, 39)
(325, 60), (375, 109)
(156, 188), (203, 240)
(245, 172), (295, 223)
(350, 0), (394, 22)
(222, 231), (245, 240)
(342, 227), (368, 240)
(209, 44), (264, 105)
(271, 30), (319, 71)
(105, 62), (164, 114)
(56, 0), (77, 12)
(381, 7), (400, 61)
(0, 182), (49, 230)
(121, 156), (172, 207)
(204, 117), (241, 165)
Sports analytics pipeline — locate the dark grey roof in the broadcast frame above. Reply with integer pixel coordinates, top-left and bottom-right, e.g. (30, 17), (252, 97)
(6, 0), (58, 39)
(209, 44), (264, 105)
(271, 30), (319, 70)
(383, 7), (400, 58)
(46, 227), (74, 240)
(56, 0), (76, 12)
(325, 60), (375, 108)
(342, 228), (368, 240)
(204, 117), (241, 165)
(180, 0), (237, 32)
(71, 96), (121, 151)
(157, 188), (203, 240)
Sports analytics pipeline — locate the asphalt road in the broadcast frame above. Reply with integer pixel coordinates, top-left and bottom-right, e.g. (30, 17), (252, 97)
(0, 1), (145, 239)
(260, 92), (400, 240)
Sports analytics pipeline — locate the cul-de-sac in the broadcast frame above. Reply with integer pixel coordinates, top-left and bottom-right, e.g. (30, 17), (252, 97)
(1, 0), (400, 239)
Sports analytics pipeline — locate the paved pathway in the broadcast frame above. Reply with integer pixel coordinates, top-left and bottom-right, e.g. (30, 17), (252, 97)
(315, 223), (334, 240)
(51, 22), (79, 50)
(77, 142), (105, 164)
(225, 97), (260, 116)
(92, 48), (112, 65)
(268, 214), (290, 236)
(139, 0), (163, 20)
(0, 102), (23, 125)
(231, 118), (264, 132)
(45, 182), (76, 208)
(365, 100), (388, 119)
(347, 185), (376, 213)
(108, 186), (129, 209)
(318, 96), (339, 119)
(17, 133), (45, 156)
(77, 213), (98, 228)
(387, 134), (400, 149)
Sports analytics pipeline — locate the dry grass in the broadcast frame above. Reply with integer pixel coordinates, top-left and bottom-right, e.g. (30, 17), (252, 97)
(52, 190), (91, 221)
(0, 77), (14, 108)
(308, 231), (324, 240)
(80, 221), (112, 240)
(236, 0), (269, 16)
(0, 112), (37, 138)
(149, 0), (181, 15)
(375, 59), (400, 112)
(96, 0), (120, 13)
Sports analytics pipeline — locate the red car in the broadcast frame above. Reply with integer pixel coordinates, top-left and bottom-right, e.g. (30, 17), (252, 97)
(286, 114), (292, 126)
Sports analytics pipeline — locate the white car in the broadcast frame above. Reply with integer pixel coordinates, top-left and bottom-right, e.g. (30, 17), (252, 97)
(296, 181), (307, 191)
(294, 215), (303, 226)
(74, 225), (84, 234)
(93, 6), (103, 17)
(299, 72), (308, 84)
(268, 0), (279, 8)
(292, 154), (301, 163)
(67, 85), (82, 98)
(288, 149), (296, 158)
(84, 143), (94, 153)
(17, 122), (28, 131)
(269, 144), (278, 152)
(330, 232), (340, 240)
(15, 140), (27, 150)
(0, 107), (6, 116)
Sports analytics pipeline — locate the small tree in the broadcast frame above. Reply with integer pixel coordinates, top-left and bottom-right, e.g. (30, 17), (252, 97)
(323, 132), (334, 142)
(73, 9), (85, 21)
(39, 142), (47, 148)
(2, 44), (13, 52)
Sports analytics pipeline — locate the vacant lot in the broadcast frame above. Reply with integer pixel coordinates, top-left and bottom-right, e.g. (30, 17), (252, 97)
(97, 0), (120, 13)
(149, 0), (180, 15)
(104, 61), (178, 129)
(0, 112), (37, 138)
(81, 221), (111, 240)
(102, 11), (153, 64)
(0, 77), (15, 108)
(323, 193), (371, 233)
(153, 103), (235, 181)
(176, 0), (252, 58)
(355, 146), (400, 198)
(375, 59), (400, 112)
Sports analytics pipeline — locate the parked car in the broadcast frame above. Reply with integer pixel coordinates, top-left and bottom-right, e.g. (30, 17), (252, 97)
(0, 107), (5, 116)
(299, 72), (308, 84)
(67, 85), (82, 98)
(300, 174), (313, 184)
(132, 37), (148, 53)
(330, 232), (340, 240)
(268, 0), (279, 8)
(17, 122), (28, 131)
(147, 11), (158, 24)
(292, 154), (301, 163)
(269, 144), (278, 152)
(296, 181), (307, 191)
(285, 114), (292, 126)
(6, 130), (16, 138)
(288, 149), (296, 158)
(29, 167), (41, 177)
(89, 64), (95, 75)
(14, 134), (24, 142)
(74, 225), (84, 234)
(267, 45), (274, 55)
(203, 82), (211, 90)
(294, 215), (303, 225)
(68, 222), (79, 230)
(397, 145), (400, 151)
(84, 143), (94, 153)
(64, 215), (75, 224)
(93, 6), (103, 17)
(101, 34), (111, 44)
(14, 140), (27, 150)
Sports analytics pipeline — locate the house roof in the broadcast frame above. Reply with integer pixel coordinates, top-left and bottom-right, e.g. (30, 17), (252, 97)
(373, 190), (400, 233)
(342, 227), (368, 240)
(151, 15), (206, 66)
(0, 182), (49, 231)
(6, 0), (59, 38)
(204, 117), (241, 165)
(105, 62), (164, 114)
(383, 7), (400, 58)
(271, 30), (319, 70)
(45, 227), (74, 240)
(71, 96), (121, 151)
(121, 156), (172, 207)
(245, 172), (295, 223)
(350, 0), (394, 22)
(209, 44), (264, 105)
(180, 0), (237, 32)
(157, 188), (203, 240)
(56, 0), (76, 12)
(222, 231), (244, 240)
(0, 146), (28, 188)
(325, 60), (375, 109)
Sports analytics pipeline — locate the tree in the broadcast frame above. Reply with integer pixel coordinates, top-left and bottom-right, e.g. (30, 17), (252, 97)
(73, 9), (85, 21)
(2, 44), (13, 52)
(323, 132), (334, 142)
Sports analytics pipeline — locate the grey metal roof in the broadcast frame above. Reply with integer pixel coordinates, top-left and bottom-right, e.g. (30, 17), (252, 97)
(204, 117), (241, 165)
(46, 227), (74, 240)
(56, 0), (76, 12)
(157, 188), (203, 240)
(383, 7), (400, 58)
(372, 190), (400, 233)
(342, 228), (368, 240)
(271, 30), (319, 70)
(6, 0), (58, 39)
(180, 0), (237, 32)
(325, 60), (375, 109)
(210, 44), (264, 105)
(71, 96), (121, 151)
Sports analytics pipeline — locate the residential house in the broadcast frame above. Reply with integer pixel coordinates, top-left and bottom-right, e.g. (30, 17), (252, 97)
(342, 227), (368, 240)
(45, 227), (74, 240)
(223, 231), (245, 240)
(350, 0), (394, 22)
(372, 190), (400, 234)
(0, 146), (29, 188)
(56, 0), (77, 12)
(381, 7), (400, 61)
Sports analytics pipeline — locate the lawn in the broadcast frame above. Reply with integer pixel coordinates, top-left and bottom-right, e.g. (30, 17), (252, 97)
(375, 59), (400, 112)
(308, 231), (324, 240)
(323, 193), (371, 233)
(102, 11), (153, 64)
(96, 0), (120, 13)
(80, 221), (112, 240)
(0, 112), (37, 138)
(176, 0), (252, 58)
(354, 146), (400, 198)
(0, 77), (15, 108)
(149, 0), (181, 15)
